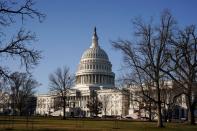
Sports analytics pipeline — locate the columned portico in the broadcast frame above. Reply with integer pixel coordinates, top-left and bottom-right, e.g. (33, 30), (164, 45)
(76, 74), (115, 85)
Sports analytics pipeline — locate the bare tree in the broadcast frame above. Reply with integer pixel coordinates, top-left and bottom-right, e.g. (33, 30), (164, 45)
(87, 90), (102, 117)
(0, 81), (10, 114)
(112, 11), (176, 127)
(0, 0), (45, 80)
(10, 72), (39, 116)
(0, 78), (9, 109)
(135, 92), (157, 121)
(49, 66), (74, 119)
(160, 25), (197, 125)
(159, 81), (182, 122)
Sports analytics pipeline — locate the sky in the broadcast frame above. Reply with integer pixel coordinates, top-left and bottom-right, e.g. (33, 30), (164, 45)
(6, 0), (197, 94)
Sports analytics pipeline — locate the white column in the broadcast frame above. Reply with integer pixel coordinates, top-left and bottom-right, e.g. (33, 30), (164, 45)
(85, 75), (87, 84)
(88, 75), (89, 84)
(92, 75), (94, 83)
(82, 76), (84, 84)
(90, 75), (92, 84)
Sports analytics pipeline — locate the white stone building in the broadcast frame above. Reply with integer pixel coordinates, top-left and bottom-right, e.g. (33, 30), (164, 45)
(127, 81), (189, 120)
(36, 28), (195, 120)
(36, 28), (129, 117)
(36, 94), (55, 116)
(97, 89), (129, 117)
(0, 91), (10, 114)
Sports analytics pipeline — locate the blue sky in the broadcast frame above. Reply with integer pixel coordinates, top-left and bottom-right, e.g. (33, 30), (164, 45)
(8, 0), (197, 94)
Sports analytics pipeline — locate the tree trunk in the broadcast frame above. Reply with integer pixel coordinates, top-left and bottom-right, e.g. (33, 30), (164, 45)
(187, 93), (196, 125)
(163, 110), (167, 122)
(105, 108), (107, 119)
(168, 109), (172, 122)
(148, 102), (152, 121)
(156, 81), (164, 128)
(157, 101), (164, 127)
(63, 98), (66, 119)
(19, 104), (22, 116)
(188, 103), (195, 125)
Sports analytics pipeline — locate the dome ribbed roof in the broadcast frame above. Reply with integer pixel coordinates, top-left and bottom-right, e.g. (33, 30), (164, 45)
(81, 47), (109, 60)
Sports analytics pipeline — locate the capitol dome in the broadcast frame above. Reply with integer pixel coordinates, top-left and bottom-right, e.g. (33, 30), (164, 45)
(81, 47), (109, 60)
(76, 27), (115, 88)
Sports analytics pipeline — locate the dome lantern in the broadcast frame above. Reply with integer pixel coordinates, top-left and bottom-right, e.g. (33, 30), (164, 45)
(90, 27), (99, 48)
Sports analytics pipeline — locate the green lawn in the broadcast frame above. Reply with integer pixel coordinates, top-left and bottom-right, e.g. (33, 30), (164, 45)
(0, 116), (196, 131)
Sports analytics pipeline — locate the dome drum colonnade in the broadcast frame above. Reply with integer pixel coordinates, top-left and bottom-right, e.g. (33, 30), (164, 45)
(76, 74), (114, 85)
(76, 27), (115, 87)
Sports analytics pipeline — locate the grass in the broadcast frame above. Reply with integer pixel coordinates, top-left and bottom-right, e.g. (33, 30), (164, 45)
(0, 116), (196, 131)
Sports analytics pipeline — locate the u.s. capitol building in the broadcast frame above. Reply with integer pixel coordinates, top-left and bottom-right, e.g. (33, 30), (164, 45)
(36, 28), (189, 120)
(36, 28), (130, 117)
